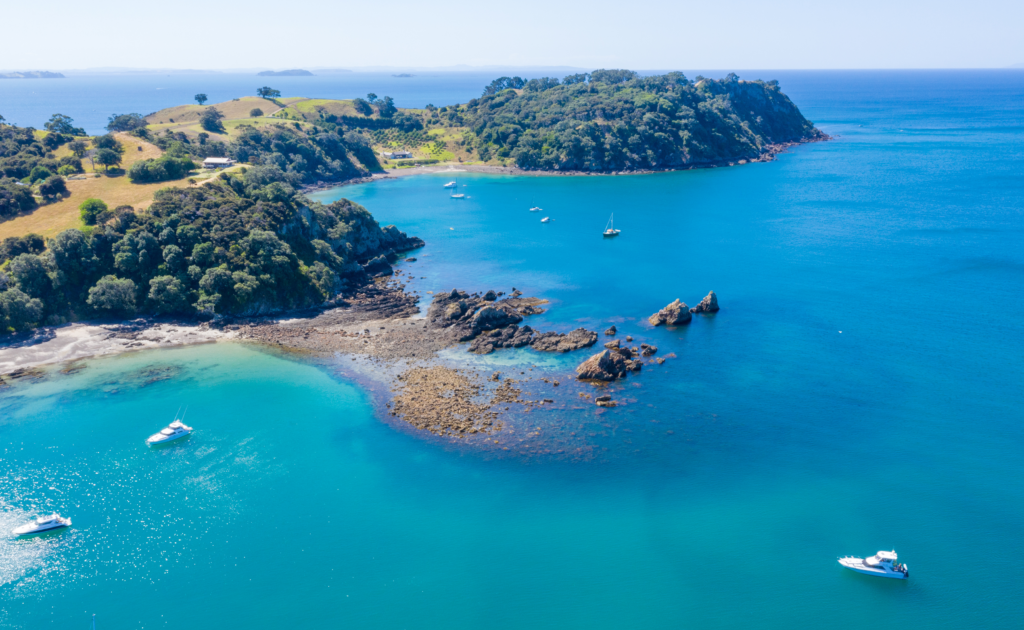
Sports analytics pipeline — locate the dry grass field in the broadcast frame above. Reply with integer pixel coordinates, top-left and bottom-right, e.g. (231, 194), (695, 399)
(0, 133), (184, 240)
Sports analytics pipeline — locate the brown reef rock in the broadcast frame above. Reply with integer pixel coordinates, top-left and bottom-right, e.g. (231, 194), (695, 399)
(648, 299), (692, 326)
(576, 349), (629, 381)
(689, 291), (720, 313)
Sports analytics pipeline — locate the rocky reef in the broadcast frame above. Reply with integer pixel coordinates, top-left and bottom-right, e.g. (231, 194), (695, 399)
(428, 289), (597, 355)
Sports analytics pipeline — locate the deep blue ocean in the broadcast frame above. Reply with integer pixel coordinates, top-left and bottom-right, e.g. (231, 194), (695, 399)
(2, 70), (1024, 628)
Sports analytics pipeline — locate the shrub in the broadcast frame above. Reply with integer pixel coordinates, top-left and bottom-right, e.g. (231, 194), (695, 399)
(29, 166), (53, 183)
(250, 108), (263, 117)
(87, 275), (137, 316)
(127, 156), (195, 183)
(80, 198), (108, 225)
(38, 175), (68, 198)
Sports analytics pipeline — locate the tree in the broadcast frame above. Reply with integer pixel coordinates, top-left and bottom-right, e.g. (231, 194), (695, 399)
(68, 140), (88, 158)
(0, 288), (44, 332)
(87, 275), (136, 316)
(351, 98), (372, 116)
(80, 198), (108, 225)
(93, 134), (123, 152)
(44, 113), (85, 136)
(195, 93), (208, 105)
(256, 86), (281, 99)
(95, 148), (121, 171)
(29, 166), (53, 183)
(249, 108), (263, 117)
(366, 93), (378, 103)
(0, 114), (5, 126)
(199, 108), (225, 133)
(38, 175), (68, 199)
(376, 96), (397, 118)
(147, 275), (189, 314)
(106, 113), (147, 132)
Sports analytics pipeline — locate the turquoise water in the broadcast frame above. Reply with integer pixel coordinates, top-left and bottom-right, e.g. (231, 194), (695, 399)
(4, 71), (1024, 627)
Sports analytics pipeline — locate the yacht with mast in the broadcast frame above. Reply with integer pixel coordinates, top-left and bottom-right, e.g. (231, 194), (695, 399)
(450, 178), (465, 199)
(603, 214), (620, 237)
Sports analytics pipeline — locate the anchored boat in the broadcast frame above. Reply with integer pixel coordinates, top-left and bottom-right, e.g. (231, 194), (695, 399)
(838, 550), (908, 579)
(147, 409), (194, 445)
(603, 213), (620, 237)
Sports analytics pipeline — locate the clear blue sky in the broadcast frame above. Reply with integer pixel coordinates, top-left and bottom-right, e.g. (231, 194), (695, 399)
(3, 0), (1023, 70)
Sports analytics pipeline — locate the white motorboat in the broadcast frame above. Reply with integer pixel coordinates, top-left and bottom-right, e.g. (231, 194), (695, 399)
(529, 206), (542, 212)
(443, 181), (457, 188)
(603, 213), (620, 237)
(540, 217), (550, 223)
(147, 417), (193, 445)
(12, 513), (72, 536)
(838, 550), (908, 579)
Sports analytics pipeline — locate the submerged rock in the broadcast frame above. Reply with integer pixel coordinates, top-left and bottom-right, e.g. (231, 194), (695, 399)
(690, 291), (720, 313)
(576, 349), (628, 381)
(648, 299), (692, 326)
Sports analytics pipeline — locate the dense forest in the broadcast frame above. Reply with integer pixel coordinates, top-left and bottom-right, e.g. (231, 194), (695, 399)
(436, 70), (823, 171)
(0, 167), (421, 334)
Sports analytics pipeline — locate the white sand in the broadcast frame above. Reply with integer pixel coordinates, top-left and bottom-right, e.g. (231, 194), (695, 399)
(0, 322), (235, 374)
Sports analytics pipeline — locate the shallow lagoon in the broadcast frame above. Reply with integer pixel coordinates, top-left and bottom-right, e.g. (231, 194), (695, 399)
(4, 70), (1024, 628)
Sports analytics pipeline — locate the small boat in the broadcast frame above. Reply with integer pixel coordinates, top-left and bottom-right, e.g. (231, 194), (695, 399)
(529, 206), (542, 212)
(450, 178), (465, 199)
(603, 213), (620, 237)
(12, 513), (72, 536)
(147, 410), (194, 445)
(443, 181), (457, 188)
(838, 550), (908, 579)
(540, 217), (551, 223)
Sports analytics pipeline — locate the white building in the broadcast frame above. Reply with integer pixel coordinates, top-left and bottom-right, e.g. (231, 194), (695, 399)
(203, 157), (236, 169)
(381, 151), (413, 159)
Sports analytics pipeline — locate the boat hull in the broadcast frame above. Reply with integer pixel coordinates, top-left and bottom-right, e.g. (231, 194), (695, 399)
(13, 523), (70, 536)
(147, 431), (192, 446)
(838, 558), (908, 579)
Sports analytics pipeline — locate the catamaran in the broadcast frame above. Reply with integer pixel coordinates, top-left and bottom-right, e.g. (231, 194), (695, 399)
(12, 513), (72, 536)
(603, 213), (620, 237)
(838, 550), (909, 579)
(147, 408), (194, 445)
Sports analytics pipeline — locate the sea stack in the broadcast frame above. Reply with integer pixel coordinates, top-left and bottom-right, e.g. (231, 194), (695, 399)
(690, 291), (720, 314)
(648, 299), (692, 326)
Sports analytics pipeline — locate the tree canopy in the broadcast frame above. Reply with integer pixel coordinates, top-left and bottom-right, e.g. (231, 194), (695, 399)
(257, 87), (281, 99)
(448, 70), (823, 171)
(106, 113), (147, 132)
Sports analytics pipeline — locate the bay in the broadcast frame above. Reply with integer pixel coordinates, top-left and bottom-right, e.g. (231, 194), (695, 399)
(3, 70), (1024, 628)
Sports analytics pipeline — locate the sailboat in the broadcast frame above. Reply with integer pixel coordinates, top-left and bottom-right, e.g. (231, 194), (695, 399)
(450, 178), (465, 199)
(603, 213), (620, 237)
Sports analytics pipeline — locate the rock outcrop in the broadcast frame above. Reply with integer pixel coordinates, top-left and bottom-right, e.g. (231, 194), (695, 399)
(531, 328), (598, 352)
(648, 299), (692, 326)
(427, 289), (594, 354)
(690, 291), (720, 313)
(604, 325), (617, 336)
(576, 349), (629, 381)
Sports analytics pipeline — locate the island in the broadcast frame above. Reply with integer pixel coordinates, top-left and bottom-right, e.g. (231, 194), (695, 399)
(0, 71), (65, 79)
(392, 73), (414, 78)
(257, 69), (314, 77)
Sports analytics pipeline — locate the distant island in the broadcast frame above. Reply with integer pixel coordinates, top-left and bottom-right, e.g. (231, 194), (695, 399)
(0, 71), (65, 79)
(392, 73), (414, 78)
(257, 69), (314, 77)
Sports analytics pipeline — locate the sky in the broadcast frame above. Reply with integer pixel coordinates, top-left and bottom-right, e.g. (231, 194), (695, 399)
(2, 0), (1023, 71)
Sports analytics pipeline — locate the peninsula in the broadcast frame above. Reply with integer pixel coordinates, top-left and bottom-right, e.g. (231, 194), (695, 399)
(0, 71), (65, 79)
